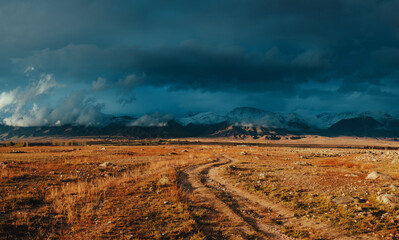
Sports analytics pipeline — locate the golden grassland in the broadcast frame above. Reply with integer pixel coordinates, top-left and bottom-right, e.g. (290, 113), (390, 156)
(0, 144), (232, 239)
(221, 147), (399, 239)
(1, 138), (399, 239)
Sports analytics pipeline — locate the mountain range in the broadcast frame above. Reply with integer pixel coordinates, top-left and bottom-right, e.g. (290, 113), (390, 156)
(1, 107), (399, 140)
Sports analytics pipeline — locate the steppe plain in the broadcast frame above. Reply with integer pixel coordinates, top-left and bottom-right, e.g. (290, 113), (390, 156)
(1, 137), (399, 239)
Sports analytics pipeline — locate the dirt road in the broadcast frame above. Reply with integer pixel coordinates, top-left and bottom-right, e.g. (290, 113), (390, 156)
(179, 154), (365, 239)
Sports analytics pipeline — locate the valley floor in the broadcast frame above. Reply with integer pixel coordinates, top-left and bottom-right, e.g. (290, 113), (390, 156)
(1, 139), (399, 239)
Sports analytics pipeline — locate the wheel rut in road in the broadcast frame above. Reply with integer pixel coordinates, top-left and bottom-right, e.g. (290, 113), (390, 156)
(209, 155), (362, 240)
(179, 157), (294, 239)
(178, 153), (376, 239)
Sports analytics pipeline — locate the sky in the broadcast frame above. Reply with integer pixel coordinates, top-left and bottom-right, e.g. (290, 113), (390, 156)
(0, 0), (398, 126)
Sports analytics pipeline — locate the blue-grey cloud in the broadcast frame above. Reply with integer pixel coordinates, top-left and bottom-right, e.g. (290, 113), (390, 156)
(0, 0), (398, 120)
(11, 43), (330, 92)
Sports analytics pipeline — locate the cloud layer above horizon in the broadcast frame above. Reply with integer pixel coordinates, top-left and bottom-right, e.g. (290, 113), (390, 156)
(0, 0), (398, 126)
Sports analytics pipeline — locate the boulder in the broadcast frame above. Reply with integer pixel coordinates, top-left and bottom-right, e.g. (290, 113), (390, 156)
(158, 176), (171, 187)
(344, 173), (358, 177)
(378, 194), (399, 206)
(0, 161), (8, 169)
(294, 161), (312, 166)
(365, 171), (393, 180)
(99, 162), (114, 167)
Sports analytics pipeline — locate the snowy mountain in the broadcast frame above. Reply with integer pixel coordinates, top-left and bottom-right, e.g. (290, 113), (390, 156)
(179, 112), (229, 125)
(179, 107), (309, 131)
(1, 107), (399, 140)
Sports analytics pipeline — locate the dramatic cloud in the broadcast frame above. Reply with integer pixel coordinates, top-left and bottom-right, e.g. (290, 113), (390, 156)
(12, 43), (330, 92)
(92, 77), (107, 91)
(0, 74), (109, 127)
(0, 0), (398, 121)
(0, 74), (56, 112)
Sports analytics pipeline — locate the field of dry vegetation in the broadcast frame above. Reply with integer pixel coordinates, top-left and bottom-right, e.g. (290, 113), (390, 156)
(1, 139), (399, 239)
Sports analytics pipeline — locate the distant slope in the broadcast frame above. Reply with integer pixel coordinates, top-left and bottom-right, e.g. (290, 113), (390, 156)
(327, 116), (381, 137)
(326, 116), (399, 137)
(1, 107), (399, 139)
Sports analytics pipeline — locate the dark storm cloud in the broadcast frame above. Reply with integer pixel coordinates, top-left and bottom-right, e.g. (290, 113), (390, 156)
(12, 42), (330, 92)
(0, 0), (398, 118)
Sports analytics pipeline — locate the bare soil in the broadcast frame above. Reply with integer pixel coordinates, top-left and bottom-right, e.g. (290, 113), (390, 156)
(1, 138), (399, 239)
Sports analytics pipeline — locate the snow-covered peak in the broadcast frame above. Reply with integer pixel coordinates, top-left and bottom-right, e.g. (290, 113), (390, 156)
(179, 112), (228, 125)
(179, 107), (309, 130)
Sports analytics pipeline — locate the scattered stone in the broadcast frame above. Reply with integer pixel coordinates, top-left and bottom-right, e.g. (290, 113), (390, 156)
(229, 165), (238, 170)
(10, 150), (26, 153)
(163, 201), (169, 204)
(259, 173), (265, 178)
(241, 151), (248, 155)
(378, 194), (399, 206)
(344, 174), (358, 177)
(99, 162), (114, 167)
(100, 147), (106, 150)
(365, 171), (393, 180)
(294, 161), (312, 166)
(0, 161), (8, 169)
(24, 167), (36, 171)
(157, 176), (170, 187)
(332, 196), (360, 205)
(182, 149), (188, 152)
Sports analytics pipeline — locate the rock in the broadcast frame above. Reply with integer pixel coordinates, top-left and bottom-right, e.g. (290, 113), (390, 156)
(241, 151), (248, 155)
(0, 161), (8, 169)
(378, 194), (399, 206)
(100, 147), (106, 150)
(157, 176), (170, 187)
(24, 167), (36, 171)
(99, 162), (113, 167)
(332, 196), (360, 205)
(344, 174), (358, 177)
(182, 149), (188, 152)
(365, 171), (393, 180)
(10, 150), (26, 153)
(294, 161), (312, 166)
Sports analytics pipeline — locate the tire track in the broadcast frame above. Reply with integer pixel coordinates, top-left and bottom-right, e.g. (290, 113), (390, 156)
(209, 155), (372, 240)
(179, 158), (294, 239)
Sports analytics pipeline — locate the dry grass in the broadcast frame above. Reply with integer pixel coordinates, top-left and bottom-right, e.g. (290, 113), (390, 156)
(0, 144), (224, 239)
(221, 146), (399, 238)
(2, 140), (399, 239)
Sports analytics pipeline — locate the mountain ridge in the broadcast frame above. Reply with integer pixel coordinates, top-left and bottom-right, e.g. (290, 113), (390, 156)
(1, 107), (399, 139)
